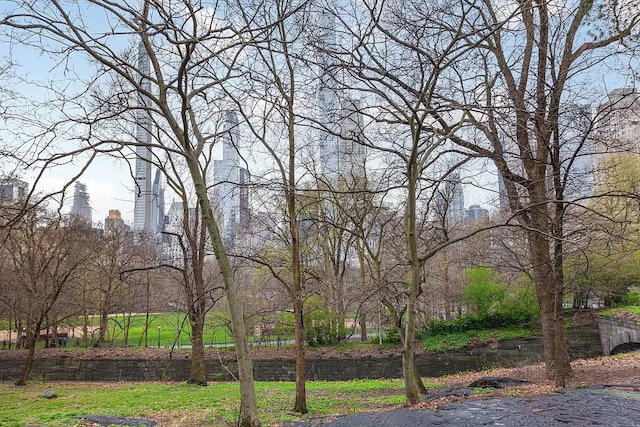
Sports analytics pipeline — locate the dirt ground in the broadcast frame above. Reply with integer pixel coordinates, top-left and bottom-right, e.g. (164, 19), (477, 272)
(425, 351), (640, 402)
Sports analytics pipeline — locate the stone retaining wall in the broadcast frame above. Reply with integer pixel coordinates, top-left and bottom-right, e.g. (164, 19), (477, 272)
(0, 326), (601, 383)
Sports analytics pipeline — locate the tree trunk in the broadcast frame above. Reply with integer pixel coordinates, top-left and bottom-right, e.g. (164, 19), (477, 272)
(402, 271), (427, 403)
(359, 314), (367, 341)
(145, 272), (150, 348)
(16, 328), (37, 386)
(403, 164), (427, 404)
(186, 156), (260, 426)
(188, 313), (207, 385)
(95, 290), (111, 347)
(293, 298), (307, 413)
(528, 230), (572, 386)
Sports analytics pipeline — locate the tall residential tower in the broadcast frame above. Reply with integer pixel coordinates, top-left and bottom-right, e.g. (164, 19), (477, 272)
(213, 111), (249, 249)
(317, 9), (340, 182)
(70, 181), (92, 224)
(316, 12), (366, 184)
(133, 42), (153, 234)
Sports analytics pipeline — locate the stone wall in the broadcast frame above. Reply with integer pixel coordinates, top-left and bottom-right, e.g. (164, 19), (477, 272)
(0, 326), (601, 383)
(595, 316), (640, 355)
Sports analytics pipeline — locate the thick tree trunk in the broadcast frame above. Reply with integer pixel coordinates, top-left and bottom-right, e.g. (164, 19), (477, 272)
(188, 314), (207, 386)
(528, 230), (572, 386)
(402, 164), (427, 404)
(359, 314), (367, 341)
(16, 329), (37, 386)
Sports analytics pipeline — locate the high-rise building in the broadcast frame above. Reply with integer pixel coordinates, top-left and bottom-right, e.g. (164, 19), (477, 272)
(104, 209), (127, 236)
(595, 88), (640, 154)
(317, 9), (340, 183)
(593, 88), (640, 191)
(70, 181), (92, 224)
(338, 97), (367, 180)
(434, 172), (465, 225)
(133, 41), (153, 234)
(316, 14), (367, 184)
(164, 201), (196, 266)
(213, 111), (249, 249)
(464, 204), (489, 223)
(150, 169), (165, 236)
(0, 178), (28, 205)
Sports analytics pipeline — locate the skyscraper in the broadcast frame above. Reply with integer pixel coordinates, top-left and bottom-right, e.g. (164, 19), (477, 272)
(213, 111), (249, 249)
(595, 88), (640, 154)
(0, 178), (28, 205)
(592, 88), (640, 194)
(150, 169), (165, 236)
(464, 204), (489, 223)
(70, 181), (92, 224)
(434, 172), (465, 226)
(338, 97), (367, 180)
(316, 14), (366, 184)
(133, 41), (153, 234)
(105, 209), (127, 236)
(317, 9), (340, 182)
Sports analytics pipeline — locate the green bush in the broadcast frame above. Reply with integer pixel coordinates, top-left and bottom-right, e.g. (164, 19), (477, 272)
(618, 291), (640, 307)
(273, 312), (295, 339)
(496, 285), (539, 323)
(420, 284), (539, 338)
(382, 328), (401, 344)
(303, 295), (341, 346)
(463, 266), (506, 317)
(420, 312), (536, 338)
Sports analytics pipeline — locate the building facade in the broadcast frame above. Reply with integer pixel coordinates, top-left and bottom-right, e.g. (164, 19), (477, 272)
(0, 178), (28, 205)
(133, 41), (154, 234)
(70, 181), (92, 224)
(434, 172), (465, 226)
(213, 111), (249, 249)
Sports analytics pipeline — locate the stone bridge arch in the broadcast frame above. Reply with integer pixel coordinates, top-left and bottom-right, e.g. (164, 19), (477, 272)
(596, 316), (640, 356)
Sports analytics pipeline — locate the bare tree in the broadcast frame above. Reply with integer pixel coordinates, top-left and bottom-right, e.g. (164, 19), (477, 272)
(161, 170), (225, 385)
(2, 2), (262, 423)
(437, 0), (640, 386)
(223, 0), (316, 413)
(89, 221), (139, 347)
(323, 0), (488, 403)
(3, 210), (93, 385)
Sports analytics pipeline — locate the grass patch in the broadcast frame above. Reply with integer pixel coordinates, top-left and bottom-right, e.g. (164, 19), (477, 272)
(3, 312), (294, 349)
(601, 306), (640, 317)
(421, 327), (537, 352)
(0, 379), (412, 426)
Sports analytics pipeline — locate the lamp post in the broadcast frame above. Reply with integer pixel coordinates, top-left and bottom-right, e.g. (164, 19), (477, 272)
(157, 326), (161, 348)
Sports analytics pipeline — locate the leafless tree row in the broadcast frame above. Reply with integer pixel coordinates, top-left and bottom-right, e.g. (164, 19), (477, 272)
(1, 0), (639, 423)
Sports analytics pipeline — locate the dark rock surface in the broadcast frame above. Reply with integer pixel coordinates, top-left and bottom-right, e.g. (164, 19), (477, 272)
(74, 415), (156, 426)
(467, 376), (533, 388)
(38, 389), (57, 399)
(286, 385), (640, 426)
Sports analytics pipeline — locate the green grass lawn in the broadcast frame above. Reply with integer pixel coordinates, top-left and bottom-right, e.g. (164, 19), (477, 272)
(65, 312), (237, 347)
(421, 327), (537, 352)
(12, 312), (293, 349)
(601, 305), (640, 317)
(0, 379), (425, 426)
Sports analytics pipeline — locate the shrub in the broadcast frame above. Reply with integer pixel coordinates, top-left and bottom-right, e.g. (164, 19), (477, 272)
(382, 328), (401, 344)
(303, 295), (340, 346)
(618, 291), (640, 307)
(463, 266), (506, 317)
